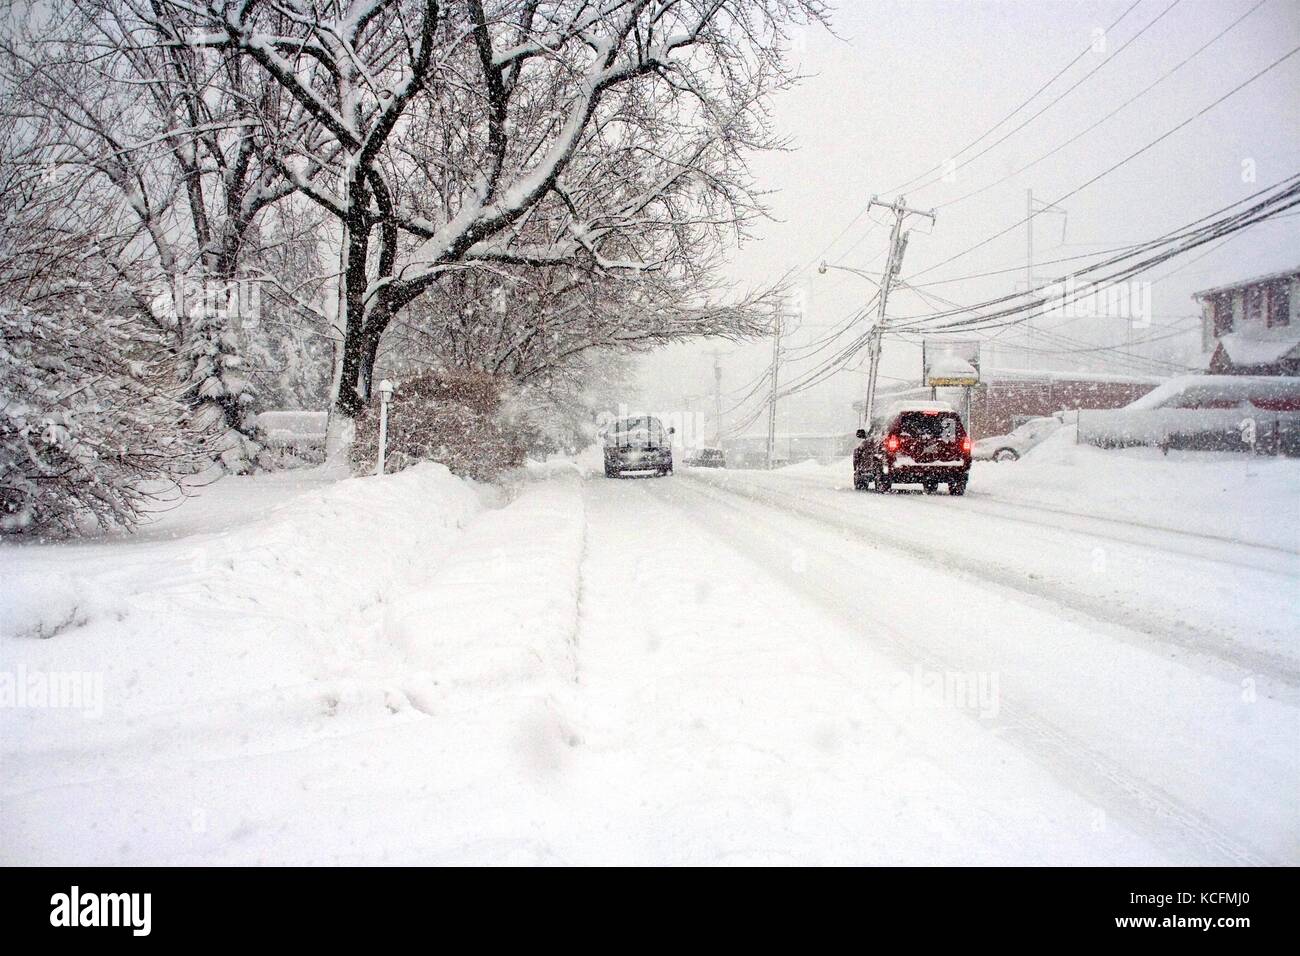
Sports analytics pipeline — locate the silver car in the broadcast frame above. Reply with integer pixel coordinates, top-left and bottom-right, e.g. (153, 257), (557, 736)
(972, 416), (1061, 462)
(603, 416), (675, 477)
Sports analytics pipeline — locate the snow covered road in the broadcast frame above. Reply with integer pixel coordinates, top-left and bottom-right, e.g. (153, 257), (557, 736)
(617, 467), (1297, 864)
(2, 457), (1296, 865)
(566, 470), (1289, 868)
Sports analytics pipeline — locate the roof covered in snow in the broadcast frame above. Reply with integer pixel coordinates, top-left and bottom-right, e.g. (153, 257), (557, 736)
(983, 367), (1169, 386)
(880, 368), (1169, 389)
(1215, 328), (1300, 367)
(1123, 374), (1300, 410)
(1193, 265), (1300, 299)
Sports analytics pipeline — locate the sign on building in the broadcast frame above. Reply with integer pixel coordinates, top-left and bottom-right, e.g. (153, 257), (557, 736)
(923, 340), (981, 387)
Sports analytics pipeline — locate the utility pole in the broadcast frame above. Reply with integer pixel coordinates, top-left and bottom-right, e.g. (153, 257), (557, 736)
(1025, 188), (1067, 359)
(712, 351), (723, 446)
(1026, 187), (1034, 301)
(862, 195), (936, 427)
(766, 299), (783, 469)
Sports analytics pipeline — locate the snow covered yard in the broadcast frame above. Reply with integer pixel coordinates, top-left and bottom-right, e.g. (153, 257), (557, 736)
(2, 438), (1298, 864)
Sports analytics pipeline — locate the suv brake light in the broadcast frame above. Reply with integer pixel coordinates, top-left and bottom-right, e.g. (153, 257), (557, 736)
(961, 436), (972, 453)
(884, 435), (900, 452)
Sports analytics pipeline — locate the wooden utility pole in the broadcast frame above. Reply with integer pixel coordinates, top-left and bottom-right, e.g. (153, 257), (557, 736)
(713, 351), (723, 445)
(862, 195), (935, 427)
(766, 301), (784, 469)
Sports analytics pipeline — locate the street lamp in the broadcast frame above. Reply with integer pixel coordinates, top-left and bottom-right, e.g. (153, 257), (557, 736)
(376, 379), (394, 476)
(817, 261), (881, 427)
(818, 261), (880, 287)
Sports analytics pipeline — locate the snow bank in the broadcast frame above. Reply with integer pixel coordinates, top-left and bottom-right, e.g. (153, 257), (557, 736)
(1, 572), (128, 641)
(1, 463), (597, 863)
(384, 473), (585, 701)
(1, 462), (483, 672)
(975, 427), (1300, 550)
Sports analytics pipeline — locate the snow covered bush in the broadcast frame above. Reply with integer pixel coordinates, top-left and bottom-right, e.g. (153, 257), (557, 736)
(0, 146), (202, 536)
(349, 371), (527, 482)
(0, 299), (200, 536)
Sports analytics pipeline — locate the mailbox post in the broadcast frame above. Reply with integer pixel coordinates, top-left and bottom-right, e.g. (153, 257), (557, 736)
(376, 379), (394, 476)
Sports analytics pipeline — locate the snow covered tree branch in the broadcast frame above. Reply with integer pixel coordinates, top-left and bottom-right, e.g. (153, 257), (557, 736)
(0, 0), (299, 470)
(143, 0), (827, 424)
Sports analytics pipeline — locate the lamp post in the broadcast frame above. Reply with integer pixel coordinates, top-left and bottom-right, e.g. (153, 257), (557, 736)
(819, 261), (880, 427)
(376, 379), (394, 476)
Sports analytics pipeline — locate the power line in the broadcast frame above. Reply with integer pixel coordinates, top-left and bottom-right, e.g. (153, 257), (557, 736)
(931, 0), (1270, 212)
(907, 42), (1300, 285)
(904, 171), (1300, 291)
(893, 180), (1300, 337)
(885, 0), (1149, 197)
(902, 0), (1186, 201)
(894, 176), (1300, 329)
(776, 1), (1147, 284)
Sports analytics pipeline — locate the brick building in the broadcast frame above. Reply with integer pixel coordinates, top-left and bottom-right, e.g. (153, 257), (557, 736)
(877, 369), (1164, 438)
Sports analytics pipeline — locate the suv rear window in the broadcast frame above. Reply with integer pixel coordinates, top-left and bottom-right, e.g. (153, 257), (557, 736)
(896, 412), (963, 442)
(606, 417), (667, 446)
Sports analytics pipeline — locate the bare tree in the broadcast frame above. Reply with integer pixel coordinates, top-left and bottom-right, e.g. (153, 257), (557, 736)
(384, 263), (778, 385)
(146, 0), (826, 438)
(0, 120), (205, 534)
(0, 0), (299, 468)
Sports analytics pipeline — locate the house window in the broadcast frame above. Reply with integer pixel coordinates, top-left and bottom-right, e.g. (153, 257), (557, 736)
(1212, 294), (1233, 336)
(1246, 286), (1265, 326)
(1268, 281), (1291, 328)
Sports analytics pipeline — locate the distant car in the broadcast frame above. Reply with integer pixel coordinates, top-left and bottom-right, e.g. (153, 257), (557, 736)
(854, 402), (971, 495)
(684, 447), (726, 468)
(603, 415), (675, 477)
(973, 416), (1061, 462)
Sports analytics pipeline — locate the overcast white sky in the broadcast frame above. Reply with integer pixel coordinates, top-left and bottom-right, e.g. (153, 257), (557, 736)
(637, 0), (1300, 436)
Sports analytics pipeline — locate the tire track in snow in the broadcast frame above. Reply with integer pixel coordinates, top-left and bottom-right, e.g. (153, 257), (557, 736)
(662, 474), (1278, 866)
(948, 492), (1299, 559)
(759, 469), (1298, 575)
(682, 470), (1300, 689)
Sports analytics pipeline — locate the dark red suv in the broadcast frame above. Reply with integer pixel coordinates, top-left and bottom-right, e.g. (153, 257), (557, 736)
(853, 405), (971, 495)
